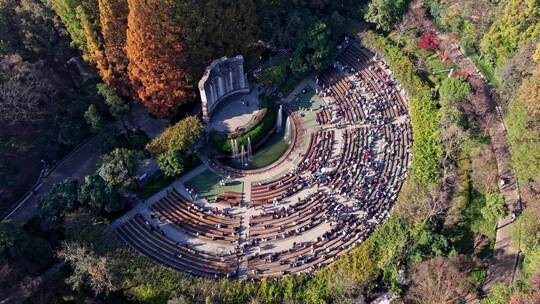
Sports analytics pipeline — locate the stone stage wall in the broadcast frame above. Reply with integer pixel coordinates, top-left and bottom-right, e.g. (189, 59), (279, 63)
(198, 55), (250, 122)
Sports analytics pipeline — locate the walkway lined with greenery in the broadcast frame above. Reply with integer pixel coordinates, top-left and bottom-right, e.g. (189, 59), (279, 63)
(409, 0), (522, 291)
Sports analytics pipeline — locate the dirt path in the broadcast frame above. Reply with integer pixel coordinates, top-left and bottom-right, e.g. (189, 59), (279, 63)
(409, 0), (521, 291)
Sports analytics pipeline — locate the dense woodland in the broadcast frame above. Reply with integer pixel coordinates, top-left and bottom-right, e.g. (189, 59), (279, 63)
(0, 0), (539, 303)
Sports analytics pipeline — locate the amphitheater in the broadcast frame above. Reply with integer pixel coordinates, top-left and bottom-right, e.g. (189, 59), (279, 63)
(113, 42), (413, 279)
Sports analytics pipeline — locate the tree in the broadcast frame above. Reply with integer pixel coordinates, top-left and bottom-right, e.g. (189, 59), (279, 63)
(0, 0), (71, 61)
(496, 42), (537, 103)
(96, 82), (129, 123)
(98, 0), (130, 96)
(157, 150), (184, 177)
(97, 148), (141, 189)
(0, 1), (21, 55)
(0, 54), (55, 125)
(51, 0), (104, 66)
(419, 31), (439, 51)
(480, 0), (540, 67)
(291, 18), (334, 75)
(126, 0), (191, 117)
(482, 284), (513, 304)
(63, 211), (111, 248)
(39, 179), (80, 231)
(439, 76), (471, 104)
(57, 241), (118, 295)
(509, 292), (540, 304)
(394, 178), (448, 224)
(77, 3), (106, 75)
(0, 222), (52, 272)
(170, 0), (259, 81)
(146, 116), (203, 156)
(84, 104), (103, 133)
(470, 144), (499, 193)
(364, 0), (407, 32)
(51, 0), (90, 55)
(512, 211), (540, 254)
(79, 174), (123, 213)
(469, 192), (506, 239)
(517, 68), (540, 116)
(405, 256), (473, 303)
(506, 100), (540, 186)
(261, 64), (287, 87)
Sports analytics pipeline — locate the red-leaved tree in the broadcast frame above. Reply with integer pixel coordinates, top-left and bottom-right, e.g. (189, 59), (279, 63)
(419, 31), (439, 51)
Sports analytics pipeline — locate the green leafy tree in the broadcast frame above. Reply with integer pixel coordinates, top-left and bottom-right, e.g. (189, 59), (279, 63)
(261, 64), (287, 87)
(84, 104), (104, 133)
(480, 0), (540, 67)
(364, 0), (407, 32)
(39, 179), (80, 231)
(511, 210), (539, 253)
(1, 0), (70, 61)
(506, 100), (540, 186)
(146, 116), (202, 156)
(291, 18), (334, 75)
(408, 227), (455, 263)
(51, 0), (101, 57)
(468, 192), (506, 239)
(96, 82), (129, 127)
(97, 148), (141, 189)
(79, 174), (123, 213)
(0, 222), (52, 271)
(157, 150), (184, 177)
(170, 0), (259, 81)
(439, 76), (471, 104)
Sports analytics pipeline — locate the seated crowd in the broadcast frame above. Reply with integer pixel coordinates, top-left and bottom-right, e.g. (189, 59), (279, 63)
(115, 42), (412, 280)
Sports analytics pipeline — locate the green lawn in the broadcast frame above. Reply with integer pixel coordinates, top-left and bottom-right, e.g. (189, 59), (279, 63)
(186, 170), (243, 201)
(136, 174), (175, 200)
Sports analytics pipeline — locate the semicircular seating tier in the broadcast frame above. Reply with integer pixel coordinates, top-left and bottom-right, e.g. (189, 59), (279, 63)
(114, 42), (413, 279)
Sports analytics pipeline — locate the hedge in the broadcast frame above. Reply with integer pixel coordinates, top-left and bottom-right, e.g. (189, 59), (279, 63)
(208, 97), (278, 154)
(363, 32), (442, 186)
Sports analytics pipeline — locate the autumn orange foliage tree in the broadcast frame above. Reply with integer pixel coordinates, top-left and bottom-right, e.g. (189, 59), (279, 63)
(98, 0), (130, 97)
(126, 0), (191, 117)
(517, 67), (540, 116)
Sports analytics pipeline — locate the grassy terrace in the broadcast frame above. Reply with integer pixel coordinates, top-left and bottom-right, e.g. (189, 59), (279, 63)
(186, 169), (243, 201)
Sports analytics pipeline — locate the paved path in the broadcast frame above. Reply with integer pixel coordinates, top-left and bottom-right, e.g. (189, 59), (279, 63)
(2, 103), (167, 227)
(409, 0), (522, 291)
(2, 136), (103, 226)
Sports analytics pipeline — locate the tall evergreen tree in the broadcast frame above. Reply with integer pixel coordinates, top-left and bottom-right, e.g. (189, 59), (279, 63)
(98, 0), (130, 96)
(126, 0), (191, 117)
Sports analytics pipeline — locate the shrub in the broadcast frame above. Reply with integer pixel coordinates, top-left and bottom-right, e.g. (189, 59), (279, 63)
(419, 31), (439, 51)
(481, 284), (513, 304)
(439, 76), (471, 104)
